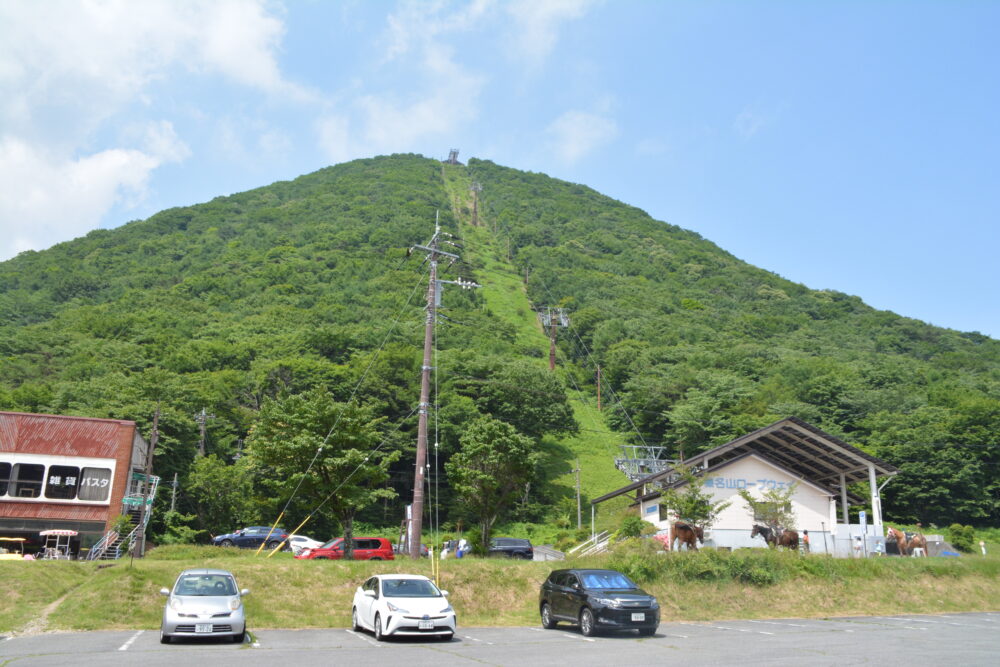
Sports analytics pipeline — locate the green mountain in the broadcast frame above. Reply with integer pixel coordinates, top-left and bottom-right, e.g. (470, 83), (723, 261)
(1, 154), (998, 533)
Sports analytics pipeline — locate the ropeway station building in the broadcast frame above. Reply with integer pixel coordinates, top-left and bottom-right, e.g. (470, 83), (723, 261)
(0, 411), (157, 558)
(592, 417), (898, 555)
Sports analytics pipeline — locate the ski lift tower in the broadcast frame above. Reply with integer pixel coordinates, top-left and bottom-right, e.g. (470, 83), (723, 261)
(538, 307), (570, 371)
(445, 148), (461, 165)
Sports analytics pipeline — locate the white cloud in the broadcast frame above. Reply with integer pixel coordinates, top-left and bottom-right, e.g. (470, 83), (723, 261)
(733, 102), (784, 140)
(316, 1), (487, 163)
(0, 132), (187, 260)
(316, 115), (354, 165)
(383, 0), (494, 61)
(505, 0), (598, 66)
(0, 0), (304, 259)
(547, 110), (617, 163)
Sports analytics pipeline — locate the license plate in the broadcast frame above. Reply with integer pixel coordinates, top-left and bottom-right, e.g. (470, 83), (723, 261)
(195, 623), (213, 633)
(418, 620), (434, 630)
(631, 613), (645, 622)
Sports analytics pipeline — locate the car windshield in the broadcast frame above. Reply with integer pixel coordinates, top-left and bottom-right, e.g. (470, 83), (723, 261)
(580, 572), (637, 590)
(319, 538), (343, 550)
(174, 574), (237, 596)
(381, 578), (441, 598)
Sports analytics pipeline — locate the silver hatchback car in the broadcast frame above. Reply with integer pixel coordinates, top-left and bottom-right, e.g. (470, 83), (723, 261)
(160, 569), (249, 644)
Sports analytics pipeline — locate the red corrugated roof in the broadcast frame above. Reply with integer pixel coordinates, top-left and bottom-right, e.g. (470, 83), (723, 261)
(0, 411), (135, 458)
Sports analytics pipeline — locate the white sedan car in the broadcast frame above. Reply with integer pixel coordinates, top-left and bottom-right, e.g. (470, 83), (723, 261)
(351, 574), (456, 641)
(287, 534), (323, 555)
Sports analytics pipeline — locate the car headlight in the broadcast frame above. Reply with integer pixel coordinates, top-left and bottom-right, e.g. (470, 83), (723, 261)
(387, 602), (409, 613)
(592, 597), (621, 608)
(169, 597), (183, 611)
(229, 598), (241, 611)
(649, 597), (659, 609)
(440, 605), (454, 613)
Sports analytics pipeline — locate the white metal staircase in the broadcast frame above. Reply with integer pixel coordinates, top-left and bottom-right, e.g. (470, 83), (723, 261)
(87, 473), (160, 561)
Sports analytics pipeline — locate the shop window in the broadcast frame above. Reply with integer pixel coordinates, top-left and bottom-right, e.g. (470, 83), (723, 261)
(0, 462), (9, 496)
(45, 465), (81, 500)
(11, 463), (44, 498)
(77, 467), (112, 502)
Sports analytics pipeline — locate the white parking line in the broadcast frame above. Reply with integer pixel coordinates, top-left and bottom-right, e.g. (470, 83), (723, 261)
(346, 629), (380, 647)
(118, 630), (143, 651)
(463, 634), (494, 645)
(526, 627), (594, 642)
(748, 620), (807, 628)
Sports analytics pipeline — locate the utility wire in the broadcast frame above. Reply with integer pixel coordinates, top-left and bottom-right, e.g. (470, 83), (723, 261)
(267, 271), (427, 531)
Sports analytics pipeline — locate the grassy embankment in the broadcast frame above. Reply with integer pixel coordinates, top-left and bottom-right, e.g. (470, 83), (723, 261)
(3, 544), (999, 635)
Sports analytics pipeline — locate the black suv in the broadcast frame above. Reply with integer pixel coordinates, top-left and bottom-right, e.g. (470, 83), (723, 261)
(488, 537), (533, 559)
(539, 568), (659, 636)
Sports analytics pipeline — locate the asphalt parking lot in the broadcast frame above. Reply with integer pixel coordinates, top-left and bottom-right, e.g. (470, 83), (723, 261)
(2, 613), (998, 666)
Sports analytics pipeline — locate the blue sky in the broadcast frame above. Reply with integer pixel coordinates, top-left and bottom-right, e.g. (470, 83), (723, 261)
(1, 1), (997, 337)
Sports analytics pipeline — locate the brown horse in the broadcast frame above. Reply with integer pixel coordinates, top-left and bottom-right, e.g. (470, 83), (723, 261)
(777, 530), (799, 550)
(672, 522), (703, 551)
(886, 526), (927, 556)
(751, 524), (799, 550)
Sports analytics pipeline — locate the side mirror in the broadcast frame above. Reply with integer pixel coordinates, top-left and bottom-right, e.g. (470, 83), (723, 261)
(240, 589), (250, 596)
(364, 590), (377, 598)
(159, 588), (170, 596)
(441, 590), (449, 597)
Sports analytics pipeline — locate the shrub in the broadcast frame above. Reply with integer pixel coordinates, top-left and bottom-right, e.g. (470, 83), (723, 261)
(948, 524), (976, 552)
(464, 526), (487, 556)
(614, 515), (647, 541)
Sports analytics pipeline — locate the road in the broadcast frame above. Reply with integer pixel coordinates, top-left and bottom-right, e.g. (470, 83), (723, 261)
(2, 613), (998, 666)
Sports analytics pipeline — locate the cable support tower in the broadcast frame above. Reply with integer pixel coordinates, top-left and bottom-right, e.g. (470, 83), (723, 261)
(537, 306), (570, 371)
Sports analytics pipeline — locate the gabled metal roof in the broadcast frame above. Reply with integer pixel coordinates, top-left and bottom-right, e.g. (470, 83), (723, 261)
(593, 416), (897, 505)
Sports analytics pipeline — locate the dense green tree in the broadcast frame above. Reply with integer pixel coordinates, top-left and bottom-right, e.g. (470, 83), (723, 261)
(445, 417), (541, 550)
(247, 390), (399, 558)
(186, 455), (257, 535)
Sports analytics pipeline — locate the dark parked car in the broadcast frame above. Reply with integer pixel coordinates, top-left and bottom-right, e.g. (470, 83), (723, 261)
(538, 568), (659, 637)
(212, 526), (289, 550)
(489, 537), (533, 559)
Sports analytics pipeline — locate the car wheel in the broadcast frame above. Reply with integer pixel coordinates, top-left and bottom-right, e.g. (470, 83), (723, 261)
(540, 603), (557, 629)
(159, 629), (171, 644)
(232, 631), (245, 643)
(220, 539), (234, 547)
(374, 614), (385, 641)
(266, 540), (281, 550)
(352, 607), (361, 631)
(579, 608), (596, 637)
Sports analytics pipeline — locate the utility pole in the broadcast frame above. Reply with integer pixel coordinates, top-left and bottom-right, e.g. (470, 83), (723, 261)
(538, 307), (570, 371)
(574, 459), (582, 530)
(408, 215), (479, 559)
(170, 472), (178, 512)
(195, 407), (215, 456)
(470, 182), (482, 227)
(139, 405), (159, 557)
(596, 365), (602, 411)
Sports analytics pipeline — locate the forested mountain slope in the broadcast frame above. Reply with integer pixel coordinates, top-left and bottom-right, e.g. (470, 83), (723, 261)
(1, 154), (997, 533)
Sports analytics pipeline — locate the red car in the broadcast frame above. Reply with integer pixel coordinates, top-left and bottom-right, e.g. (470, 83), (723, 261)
(295, 537), (394, 560)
